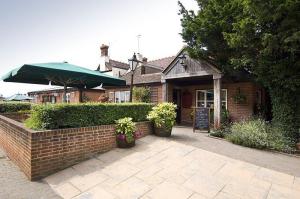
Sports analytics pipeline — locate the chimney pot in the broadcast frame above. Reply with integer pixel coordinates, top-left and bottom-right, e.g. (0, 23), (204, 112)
(100, 44), (109, 57)
(142, 57), (148, 63)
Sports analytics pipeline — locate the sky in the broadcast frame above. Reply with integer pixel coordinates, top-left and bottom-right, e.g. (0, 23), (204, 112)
(0, 0), (198, 97)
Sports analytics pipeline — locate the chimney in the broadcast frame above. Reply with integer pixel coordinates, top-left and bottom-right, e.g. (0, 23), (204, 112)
(99, 44), (110, 72)
(100, 44), (109, 57)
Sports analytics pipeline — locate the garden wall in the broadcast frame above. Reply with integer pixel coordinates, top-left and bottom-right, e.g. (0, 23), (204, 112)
(0, 114), (152, 180)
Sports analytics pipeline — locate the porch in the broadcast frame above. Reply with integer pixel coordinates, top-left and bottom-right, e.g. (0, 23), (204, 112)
(161, 50), (264, 127)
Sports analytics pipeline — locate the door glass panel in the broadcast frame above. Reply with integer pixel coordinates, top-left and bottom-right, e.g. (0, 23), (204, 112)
(197, 91), (205, 101)
(206, 90), (214, 101)
(221, 90), (227, 101)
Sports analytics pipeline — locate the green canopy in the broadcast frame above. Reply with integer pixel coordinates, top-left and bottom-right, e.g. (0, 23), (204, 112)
(1, 62), (125, 88)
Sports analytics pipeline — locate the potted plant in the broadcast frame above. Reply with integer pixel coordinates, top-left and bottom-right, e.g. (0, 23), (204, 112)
(147, 103), (177, 137)
(115, 117), (136, 148)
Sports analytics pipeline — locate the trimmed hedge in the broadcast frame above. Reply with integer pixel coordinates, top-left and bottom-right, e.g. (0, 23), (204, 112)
(0, 102), (31, 113)
(25, 103), (153, 130)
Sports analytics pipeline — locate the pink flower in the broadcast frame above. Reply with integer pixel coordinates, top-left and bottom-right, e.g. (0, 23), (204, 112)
(117, 134), (126, 140)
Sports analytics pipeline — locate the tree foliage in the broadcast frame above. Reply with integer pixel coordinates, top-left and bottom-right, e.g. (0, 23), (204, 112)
(179, 0), (300, 139)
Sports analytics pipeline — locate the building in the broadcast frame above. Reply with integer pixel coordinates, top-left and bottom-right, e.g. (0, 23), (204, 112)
(5, 94), (33, 102)
(104, 48), (268, 127)
(28, 87), (105, 104)
(28, 44), (267, 127)
(27, 44), (128, 104)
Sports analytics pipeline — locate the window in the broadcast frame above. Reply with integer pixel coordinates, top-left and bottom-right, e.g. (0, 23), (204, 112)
(108, 92), (114, 102)
(196, 89), (227, 109)
(66, 93), (71, 103)
(114, 91), (130, 103)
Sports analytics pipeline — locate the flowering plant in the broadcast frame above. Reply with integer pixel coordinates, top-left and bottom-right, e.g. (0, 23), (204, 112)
(115, 117), (136, 143)
(147, 103), (177, 131)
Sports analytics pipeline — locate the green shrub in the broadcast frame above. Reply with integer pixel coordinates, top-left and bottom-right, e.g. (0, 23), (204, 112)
(25, 103), (153, 130)
(0, 102), (31, 113)
(226, 119), (295, 153)
(115, 117), (136, 143)
(133, 87), (151, 103)
(210, 126), (231, 138)
(147, 103), (177, 131)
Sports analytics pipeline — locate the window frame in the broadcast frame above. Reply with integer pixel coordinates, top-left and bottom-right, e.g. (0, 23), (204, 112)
(196, 89), (227, 109)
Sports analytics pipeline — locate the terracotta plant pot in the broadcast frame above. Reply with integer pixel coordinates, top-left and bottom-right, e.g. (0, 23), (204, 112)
(116, 135), (135, 148)
(154, 126), (172, 137)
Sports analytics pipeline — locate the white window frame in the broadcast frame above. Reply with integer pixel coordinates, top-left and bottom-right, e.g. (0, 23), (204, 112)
(196, 89), (227, 109)
(114, 91), (130, 103)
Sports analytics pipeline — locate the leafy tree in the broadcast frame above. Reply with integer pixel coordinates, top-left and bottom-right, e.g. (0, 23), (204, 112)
(179, 0), (300, 139)
(132, 87), (151, 103)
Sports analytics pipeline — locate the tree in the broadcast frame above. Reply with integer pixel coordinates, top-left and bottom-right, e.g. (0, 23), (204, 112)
(179, 0), (300, 139)
(132, 87), (151, 103)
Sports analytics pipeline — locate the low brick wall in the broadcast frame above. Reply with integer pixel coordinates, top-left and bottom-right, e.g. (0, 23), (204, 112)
(0, 115), (152, 180)
(1, 112), (30, 122)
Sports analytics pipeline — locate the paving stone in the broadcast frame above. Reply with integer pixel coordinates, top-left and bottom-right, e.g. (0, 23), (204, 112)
(243, 178), (271, 199)
(267, 184), (300, 199)
(0, 148), (60, 199)
(113, 176), (151, 199)
(69, 171), (109, 192)
(293, 177), (300, 191)
(73, 184), (117, 199)
(189, 193), (208, 199)
(214, 191), (242, 199)
(255, 167), (294, 187)
(145, 181), (193, 199)
(183, 173), (226, 198)
(54, 182), (81, 199)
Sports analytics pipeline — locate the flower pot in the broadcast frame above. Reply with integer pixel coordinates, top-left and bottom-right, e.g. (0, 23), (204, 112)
(154, 126), (172, 137)
(116, 135), (135, 148)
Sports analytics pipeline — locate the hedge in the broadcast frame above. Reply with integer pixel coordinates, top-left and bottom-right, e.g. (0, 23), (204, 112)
(0, 102), (31, 113)
(25, 103), (154, 130)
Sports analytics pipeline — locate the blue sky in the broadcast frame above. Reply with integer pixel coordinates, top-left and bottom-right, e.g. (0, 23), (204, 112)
(0, 0), (197, 97)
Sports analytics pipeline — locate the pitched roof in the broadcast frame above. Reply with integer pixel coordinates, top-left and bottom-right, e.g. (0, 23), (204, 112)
(123, 72), (162, 85)
(105, 59), (129, 70)
(146, 56), (176, 70)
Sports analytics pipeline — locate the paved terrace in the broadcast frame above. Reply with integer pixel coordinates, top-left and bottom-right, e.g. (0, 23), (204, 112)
(43, 127), (300, 199)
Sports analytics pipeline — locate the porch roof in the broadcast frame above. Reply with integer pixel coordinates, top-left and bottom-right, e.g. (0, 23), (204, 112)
(162, 48), (222, 81)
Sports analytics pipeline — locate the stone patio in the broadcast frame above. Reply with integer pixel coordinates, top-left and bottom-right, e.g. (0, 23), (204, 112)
(44, 128), (300, 199)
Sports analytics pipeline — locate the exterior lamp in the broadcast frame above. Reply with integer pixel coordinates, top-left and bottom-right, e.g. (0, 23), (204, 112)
(128, 53), (141, 102)
(179, 54), (187, 70)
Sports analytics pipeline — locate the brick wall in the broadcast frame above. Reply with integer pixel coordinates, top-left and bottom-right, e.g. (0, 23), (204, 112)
(0, 114), (152, 180)
(0, 115), (32, 179)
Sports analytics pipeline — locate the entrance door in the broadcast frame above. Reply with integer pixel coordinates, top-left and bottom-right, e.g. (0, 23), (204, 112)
(172, 89), (181, 124)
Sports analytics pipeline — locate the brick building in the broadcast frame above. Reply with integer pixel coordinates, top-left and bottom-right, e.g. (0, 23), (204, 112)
(28, 44), (268, 127)
(103, 47), (268, 127)
(28, 87), (106, 104)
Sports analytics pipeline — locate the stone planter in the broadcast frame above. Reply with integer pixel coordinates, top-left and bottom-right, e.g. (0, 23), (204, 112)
(116, 135), (135, 148)
(154, 126), (172, 137)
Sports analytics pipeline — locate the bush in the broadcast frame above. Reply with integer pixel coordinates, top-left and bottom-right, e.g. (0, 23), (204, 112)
(226, 119), (295, 153)
(0, 102), (31, 113)
(25, 103), (153, 130)
(210, 126), (231, 138)
(133, 87), (151, 103)
(147, 103), (177, 131)
(115, 117), (136, 143)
